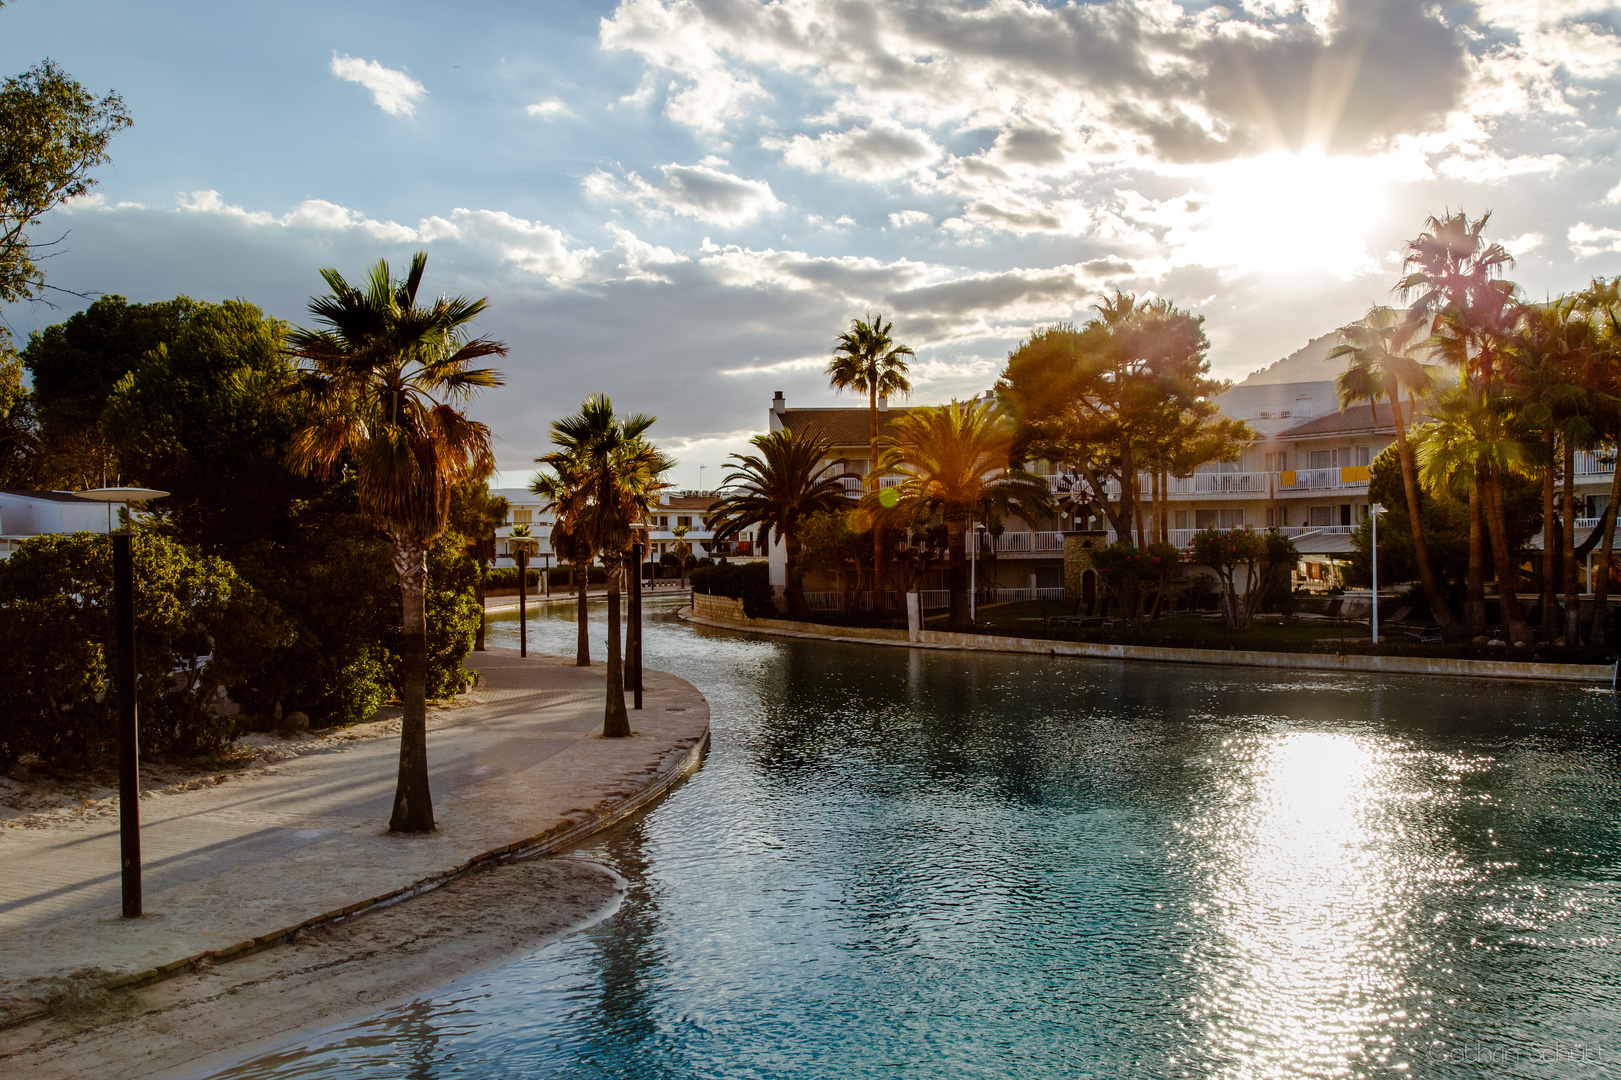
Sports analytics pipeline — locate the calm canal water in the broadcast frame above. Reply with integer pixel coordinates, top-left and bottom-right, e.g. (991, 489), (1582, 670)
(205, 597), (1621, 1079)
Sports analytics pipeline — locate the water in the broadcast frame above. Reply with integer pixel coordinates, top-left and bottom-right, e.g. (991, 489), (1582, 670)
(203, 597), (1621, 1079)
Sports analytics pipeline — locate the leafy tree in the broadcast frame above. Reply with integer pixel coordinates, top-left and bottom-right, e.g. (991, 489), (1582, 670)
(827, 311), (912, 606)
(1, 58), (131, 303)
(103, 299), (320, 554)
(711, 427), (851, 617)
(998, 293), (1248, 547)
(285, 252), (504, 834)
(1190, 529), (1297, 630)
(448, 480), (509, 652)
(0, 336), (35, 484)
(0, 531), (277, 767)
(1330, 305), (1452, 630)
(21, 294), (193, 488)
(870, 399), (1053, 628)
(537, 394), (672, 737)
(798, 509), (867, 613)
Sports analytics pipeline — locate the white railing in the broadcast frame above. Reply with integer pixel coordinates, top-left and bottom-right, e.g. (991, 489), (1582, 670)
(1575, 452), (1615, 477)
(1168, 471), (1276, 496)
(1282, 468), (1356, 491)
(917, 589), (950, 610)
(990, 587), (1067, 603)
(990, 531), (1065, 554)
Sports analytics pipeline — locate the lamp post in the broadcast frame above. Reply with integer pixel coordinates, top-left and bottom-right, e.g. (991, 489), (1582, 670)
(1370, 503), (1384, 645)
(510, 532), (539, 658)
(630, 541), (643, 711)
(969, 521), (986, 622)
(77, 486), (168, 919)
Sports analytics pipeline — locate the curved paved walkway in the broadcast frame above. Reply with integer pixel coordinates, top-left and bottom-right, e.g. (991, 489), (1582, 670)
(0, 650), (709, 1024)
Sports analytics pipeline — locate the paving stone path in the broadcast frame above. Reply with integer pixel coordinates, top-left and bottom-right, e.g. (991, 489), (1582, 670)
(0, 649), (709, 1023)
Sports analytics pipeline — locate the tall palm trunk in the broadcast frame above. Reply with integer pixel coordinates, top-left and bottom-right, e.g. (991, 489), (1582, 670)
(1484, 467), (1531, 642)
(604, 563), (630, 737)
(1392, 393), (1453, 628)
(870, 386), (886, 611)
(946, 512), (970, 628)
(1563, 437), (1581, 644)
(623, 548), (640, 692)
(574, 562), (590, 666)
(1465, 473), (1486, 634)
(390, 537), (435, 833)
(1540, 430), (1559, 641)
(1588, 457), (1621, 646)
(1160, 468), (1170, 544)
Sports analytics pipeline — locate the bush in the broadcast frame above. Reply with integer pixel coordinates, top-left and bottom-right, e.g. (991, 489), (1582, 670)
(691, 560), (773, 616)
(0, 532), (280, 766)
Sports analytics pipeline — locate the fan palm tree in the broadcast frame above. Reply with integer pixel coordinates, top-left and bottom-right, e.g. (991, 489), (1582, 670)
(1401, 211), (1528, 641)
(531, 461), (591, 667)
(541, 395), (672, 737)
(870, 399), (1053, 629)
(285, 251), (505, 833)
(827, 312), (913, 607)
(709, 427), (851, 617)
(1330, 306), (1452, 629)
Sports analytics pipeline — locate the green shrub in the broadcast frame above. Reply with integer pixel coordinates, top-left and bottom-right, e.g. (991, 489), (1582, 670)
(0, 532), (280, 766)
(691, 561), (773, 616)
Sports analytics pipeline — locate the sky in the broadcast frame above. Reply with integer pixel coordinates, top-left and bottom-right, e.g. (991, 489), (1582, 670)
(4, 0), (1621, 489)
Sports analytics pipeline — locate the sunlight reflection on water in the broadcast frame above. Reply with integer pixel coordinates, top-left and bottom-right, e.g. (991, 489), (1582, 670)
(198, 600), (1621, 1080)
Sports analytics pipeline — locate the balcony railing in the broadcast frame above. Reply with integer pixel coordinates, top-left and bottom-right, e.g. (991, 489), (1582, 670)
(989, 531), (1065, 554)
(991, 587), (1067, 603)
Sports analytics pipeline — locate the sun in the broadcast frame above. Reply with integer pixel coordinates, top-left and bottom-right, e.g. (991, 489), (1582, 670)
(1173, 151), (1397, 280)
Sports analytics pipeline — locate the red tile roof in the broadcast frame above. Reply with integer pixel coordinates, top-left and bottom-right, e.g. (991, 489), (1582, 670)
(1277, 400), (1426, 440)
(777, 407), (920, 448)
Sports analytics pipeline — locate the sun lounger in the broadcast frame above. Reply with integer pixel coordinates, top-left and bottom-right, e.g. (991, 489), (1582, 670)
(1405, 624), (1443, 644)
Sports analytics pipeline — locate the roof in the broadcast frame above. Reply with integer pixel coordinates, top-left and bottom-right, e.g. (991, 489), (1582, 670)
(0, 489), (99, 504)
(1276, 400), (1416, 440)
(660, 496), (718, 510)
(1292, 531), (1357, 555)
(777, 406), (920, 448)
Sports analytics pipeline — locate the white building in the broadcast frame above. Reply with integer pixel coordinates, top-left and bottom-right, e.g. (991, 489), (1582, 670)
(0, 489), (121, 559)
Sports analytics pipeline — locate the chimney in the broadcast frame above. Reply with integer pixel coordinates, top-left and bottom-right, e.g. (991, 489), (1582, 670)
(770, 390), (786, 432)
(877, 395), (888, 412)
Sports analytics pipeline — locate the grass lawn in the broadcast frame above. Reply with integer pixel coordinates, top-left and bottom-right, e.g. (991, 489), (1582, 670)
(922, 600), (1616, 665)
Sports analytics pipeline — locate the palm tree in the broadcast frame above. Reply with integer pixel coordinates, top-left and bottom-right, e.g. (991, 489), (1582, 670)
(870, 400), (1053, 629)
(827, 312), (913, 607)
(541, 395), (671, 737)
(709, 427), (851, 617)
(1402, 211), (1528, 641)
(531, 461), (591, 667)
(1330, 306), (1452, 629)
(286, 252), (505, 833)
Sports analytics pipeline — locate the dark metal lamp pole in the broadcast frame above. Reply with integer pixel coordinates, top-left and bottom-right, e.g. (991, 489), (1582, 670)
(631, 541), (643, 710)
(113, 531), (141, 918)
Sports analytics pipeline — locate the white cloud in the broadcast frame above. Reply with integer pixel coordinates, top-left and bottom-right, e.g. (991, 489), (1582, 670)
(329, 53), (427, 118)
(1502, 232), (1544, 257)
(1605, 181), (1621, 205)
(526, 99), (573, 120)
(585, 163), (781, 226)
(1569, 222), (1621, 258)
(773, 124), (942, 181)
(888, 210), (932, 228)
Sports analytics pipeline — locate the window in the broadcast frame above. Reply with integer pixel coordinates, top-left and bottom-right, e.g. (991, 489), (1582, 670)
(1264, 451), (1287, 472)
(677, 515), (691, 528)
(1356, 445), (1371, 467)
(1196, 509), (1244, 530)
(1265, 507), (1278, 528)
(512, 509), (532, 525)
(1308, 449), (1336, 470)
(1340, 504), (1352, 527)
(1174, 509), (1191, 530)
(654, 515), (668, 529)
(1309, 505), (1332, 527)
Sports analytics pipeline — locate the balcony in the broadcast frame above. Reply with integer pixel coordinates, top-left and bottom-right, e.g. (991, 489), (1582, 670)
(989, 531), (1065, 555)
(1279, 466), (1370, 492)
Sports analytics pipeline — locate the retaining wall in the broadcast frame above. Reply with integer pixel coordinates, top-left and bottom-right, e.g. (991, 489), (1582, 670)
(686, 592), (1614, 685)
